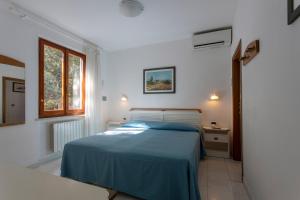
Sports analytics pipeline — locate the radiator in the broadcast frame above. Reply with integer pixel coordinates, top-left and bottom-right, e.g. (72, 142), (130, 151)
(53, 119), (85, 153)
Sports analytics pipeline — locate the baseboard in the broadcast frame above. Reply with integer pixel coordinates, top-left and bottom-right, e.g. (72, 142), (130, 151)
(243, 178), (255, 200)
(27, 152), (62, 169)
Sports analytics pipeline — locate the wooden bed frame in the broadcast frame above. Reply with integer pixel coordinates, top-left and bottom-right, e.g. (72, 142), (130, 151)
(130, 107), (202, 113)
(129, 107), (202, 128)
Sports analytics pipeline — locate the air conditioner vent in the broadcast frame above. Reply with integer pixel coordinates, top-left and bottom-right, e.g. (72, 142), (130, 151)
(193, 27), (232, 49)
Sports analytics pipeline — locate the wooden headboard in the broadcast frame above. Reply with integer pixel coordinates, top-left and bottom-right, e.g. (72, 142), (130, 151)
(129, 108), (202, 127)
(130, 108), (202, 113)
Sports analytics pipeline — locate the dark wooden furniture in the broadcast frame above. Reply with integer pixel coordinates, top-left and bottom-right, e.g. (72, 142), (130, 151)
(232, 41), (242, 161)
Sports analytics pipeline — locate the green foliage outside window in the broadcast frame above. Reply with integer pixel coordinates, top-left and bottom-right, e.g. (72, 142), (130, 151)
(68, 55), (82, 110)
(44, 45), (63, 111)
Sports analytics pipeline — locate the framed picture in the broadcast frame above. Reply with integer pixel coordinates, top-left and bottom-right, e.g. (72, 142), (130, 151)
(13, 82), (25, 93)
(288, 0), (300, 24)
(143, 66), (176, 94)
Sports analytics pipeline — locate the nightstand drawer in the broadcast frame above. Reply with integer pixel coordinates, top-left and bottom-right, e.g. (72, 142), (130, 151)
(205, 142), (228, 151)
(204, 133), (228, 143)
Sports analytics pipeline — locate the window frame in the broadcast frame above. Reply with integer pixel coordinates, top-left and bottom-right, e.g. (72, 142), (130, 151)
(39, 38), (86, 118)
(65, 49), (86, 116)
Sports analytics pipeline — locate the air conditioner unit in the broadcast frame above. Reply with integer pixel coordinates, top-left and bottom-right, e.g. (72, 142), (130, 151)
(193, 27), (232, 49)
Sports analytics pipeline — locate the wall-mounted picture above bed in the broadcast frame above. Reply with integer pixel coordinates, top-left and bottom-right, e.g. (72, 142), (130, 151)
(143, 66), (176, 94)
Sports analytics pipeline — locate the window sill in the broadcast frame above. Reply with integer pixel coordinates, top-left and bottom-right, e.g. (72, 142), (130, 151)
(35, 115), (85, 122)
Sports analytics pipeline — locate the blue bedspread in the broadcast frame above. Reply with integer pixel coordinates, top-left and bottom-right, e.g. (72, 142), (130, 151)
(61, 122), (205, 200)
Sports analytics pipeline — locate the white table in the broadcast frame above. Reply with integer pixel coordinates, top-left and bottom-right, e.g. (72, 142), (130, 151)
(0, 163), (109, 200)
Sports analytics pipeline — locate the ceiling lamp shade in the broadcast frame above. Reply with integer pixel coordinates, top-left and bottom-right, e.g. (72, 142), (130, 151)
(119, 0), (144, 17)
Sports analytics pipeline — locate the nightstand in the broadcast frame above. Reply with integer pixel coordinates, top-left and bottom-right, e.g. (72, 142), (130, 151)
(106, 121), (126, 130)
(202, 126), (230, 158)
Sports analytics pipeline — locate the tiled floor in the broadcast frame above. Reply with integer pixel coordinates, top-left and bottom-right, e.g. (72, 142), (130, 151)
(35, 157), (249, 200)
(199, 158), (249, 200)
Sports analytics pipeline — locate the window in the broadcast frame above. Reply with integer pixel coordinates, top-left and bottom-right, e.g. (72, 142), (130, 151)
(39, 38), (86, 118)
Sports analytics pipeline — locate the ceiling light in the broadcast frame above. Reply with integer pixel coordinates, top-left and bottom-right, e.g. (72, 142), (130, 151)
(119, 0), (144, 17)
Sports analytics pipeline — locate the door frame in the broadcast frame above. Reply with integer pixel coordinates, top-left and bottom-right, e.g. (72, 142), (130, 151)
(2, 77), (25, 125)
(232, 40), (243, 167)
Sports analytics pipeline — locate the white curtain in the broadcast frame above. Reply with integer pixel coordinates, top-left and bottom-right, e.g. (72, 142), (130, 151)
(84, 46), (101, 136)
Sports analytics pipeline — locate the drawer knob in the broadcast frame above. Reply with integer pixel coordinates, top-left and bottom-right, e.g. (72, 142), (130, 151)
(214, 137), (219, 140)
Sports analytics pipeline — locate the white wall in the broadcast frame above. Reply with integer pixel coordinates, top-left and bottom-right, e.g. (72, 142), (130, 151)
(232, 0), (300, 199)
(104, 39), (232, 129)
(0, 2), (99, 166)
(99, 50), (109, 131)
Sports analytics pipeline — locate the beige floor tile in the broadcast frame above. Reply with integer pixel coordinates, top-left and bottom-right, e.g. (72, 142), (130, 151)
(206, 157), (226, 166)
(207, 159), (228, 173)
(200, 161), (207, 172)
(207, 169), (230, 183)
(225, 159), (242, 182)
(208, 178), (231, 188)
(199, 172), (208, 188)
(230, 182), (250, 200)
(35, 159), (61, 176)
(199, 160), (208, 188)
(208, 185), (234, 200)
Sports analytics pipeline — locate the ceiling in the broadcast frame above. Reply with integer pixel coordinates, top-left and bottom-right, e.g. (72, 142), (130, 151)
(11, 0), (237, 51)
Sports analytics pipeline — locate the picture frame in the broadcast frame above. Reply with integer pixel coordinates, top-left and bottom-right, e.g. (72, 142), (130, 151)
(288, 0), (300, 25)
(143, 66), (176, 94)
(13, 82), (25, 93)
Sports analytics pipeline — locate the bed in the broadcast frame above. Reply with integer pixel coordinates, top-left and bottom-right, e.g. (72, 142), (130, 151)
(61, 109), (205, 200)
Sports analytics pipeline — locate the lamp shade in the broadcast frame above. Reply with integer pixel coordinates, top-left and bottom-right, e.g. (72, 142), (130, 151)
(210, 94), (219, 101)
(121, 95), (128, 102)
(120, 0), (144, 17)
